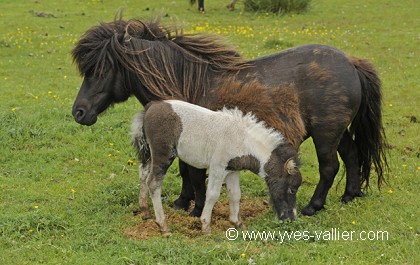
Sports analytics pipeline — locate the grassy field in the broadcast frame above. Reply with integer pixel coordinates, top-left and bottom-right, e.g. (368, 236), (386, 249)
(1, 0), (419, 264)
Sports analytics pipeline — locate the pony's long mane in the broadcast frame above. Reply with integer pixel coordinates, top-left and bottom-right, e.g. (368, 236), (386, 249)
(209, 77), (306, 148)
(72, 17), (250, 102)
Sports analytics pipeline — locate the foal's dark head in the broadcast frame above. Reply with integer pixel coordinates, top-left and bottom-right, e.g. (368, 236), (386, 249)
(264, 147), (302, 220)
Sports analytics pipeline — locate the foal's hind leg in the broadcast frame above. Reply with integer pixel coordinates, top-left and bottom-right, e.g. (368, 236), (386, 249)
(338, 130), (364, 203)
(137, 162), (152, 220)
(301, 134), (341, 216)
(147, 171), (170, 235)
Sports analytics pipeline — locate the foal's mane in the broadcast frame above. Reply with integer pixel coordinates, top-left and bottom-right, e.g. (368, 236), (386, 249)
(219, 107), (285, 149)
(209, 78), (306, 148)
(72, 17), (250, 102)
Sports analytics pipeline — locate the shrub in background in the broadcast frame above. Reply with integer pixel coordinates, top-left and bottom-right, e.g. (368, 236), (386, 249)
(244, 0), (311, 14)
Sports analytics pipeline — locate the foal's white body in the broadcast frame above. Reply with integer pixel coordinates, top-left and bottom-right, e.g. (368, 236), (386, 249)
(170, 100), (284, 176)
(132, 100), (285, 233)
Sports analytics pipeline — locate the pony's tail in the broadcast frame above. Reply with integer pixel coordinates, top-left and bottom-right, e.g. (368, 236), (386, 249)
(349, 56), (389, 189)
(131, 111), (151, 165)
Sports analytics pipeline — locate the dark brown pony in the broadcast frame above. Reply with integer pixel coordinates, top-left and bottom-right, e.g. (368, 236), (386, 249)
(190, 0), (238, 12)
(71, 18), (388, 217)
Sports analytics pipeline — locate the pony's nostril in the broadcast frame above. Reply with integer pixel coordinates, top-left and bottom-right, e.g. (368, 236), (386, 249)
(74, 109), (85, 121)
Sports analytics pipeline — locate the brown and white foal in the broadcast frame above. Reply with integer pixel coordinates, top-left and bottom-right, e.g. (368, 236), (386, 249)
(131, 99), (302, 235)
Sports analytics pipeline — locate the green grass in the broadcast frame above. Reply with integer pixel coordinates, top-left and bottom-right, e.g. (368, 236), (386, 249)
(1, 0), (419, 264)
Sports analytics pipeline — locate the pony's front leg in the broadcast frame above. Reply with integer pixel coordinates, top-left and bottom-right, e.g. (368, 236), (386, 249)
(148, 173), (170, 236)
(137, 163), (152, 220)
(302, 137), (340, 216)
(201, 169), (225, 234)
(225, 171), (243, 229)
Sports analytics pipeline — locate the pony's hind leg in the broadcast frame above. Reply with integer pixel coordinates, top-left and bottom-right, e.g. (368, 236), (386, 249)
(302, 134), (341, 216)
(173, 161), (207, 217)
(338, 130), (364, 203)
(225, 171), (242, 228)
(173, 160), (194, 211)
(188, 166), (207, 217)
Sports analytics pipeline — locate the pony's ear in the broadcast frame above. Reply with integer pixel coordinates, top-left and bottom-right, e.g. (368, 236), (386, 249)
(285, 158), (297, 175)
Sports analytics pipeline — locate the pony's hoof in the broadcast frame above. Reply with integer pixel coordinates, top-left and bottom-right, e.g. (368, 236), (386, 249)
(341, 191), (364, 204)
(301, 205), (320, 216)
(172, 198), (190, 211)
(189, 207), (203, 217)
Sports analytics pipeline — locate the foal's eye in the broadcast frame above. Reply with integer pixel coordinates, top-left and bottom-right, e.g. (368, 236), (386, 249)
(288, 188), (297, 195)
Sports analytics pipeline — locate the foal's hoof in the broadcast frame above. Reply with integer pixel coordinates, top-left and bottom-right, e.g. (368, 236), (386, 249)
(189, 207), (203, 217)
(133, 208), (152, 220)
(161, 231), (172, 237)
(142, 212), (152, 220)
(201, 226), (211, 234)
(132, 209), (141, 216)
(172, 198), (190, 211)
(341, 191), (364, 204)
(234, 222), (244, 229)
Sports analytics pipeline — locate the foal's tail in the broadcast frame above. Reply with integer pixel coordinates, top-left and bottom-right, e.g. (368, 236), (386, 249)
(131, 111), (151, 164)
(349, 56), (389, 189)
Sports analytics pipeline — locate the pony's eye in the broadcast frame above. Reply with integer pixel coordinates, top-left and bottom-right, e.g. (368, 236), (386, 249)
(288, 188), (297, 195)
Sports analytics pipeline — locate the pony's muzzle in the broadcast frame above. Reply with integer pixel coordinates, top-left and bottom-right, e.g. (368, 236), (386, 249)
(72, 107), (97, 126)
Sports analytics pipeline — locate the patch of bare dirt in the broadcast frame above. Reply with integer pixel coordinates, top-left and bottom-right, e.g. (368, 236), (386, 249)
(124, 196), (270, 240)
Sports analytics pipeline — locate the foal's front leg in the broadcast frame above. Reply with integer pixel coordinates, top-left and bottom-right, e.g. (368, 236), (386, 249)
(225, 171), (243, 228)
(201, 168), (225, 234)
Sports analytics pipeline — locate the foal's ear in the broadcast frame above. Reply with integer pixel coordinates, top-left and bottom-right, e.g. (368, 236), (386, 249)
(285, 158), (297, 175)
